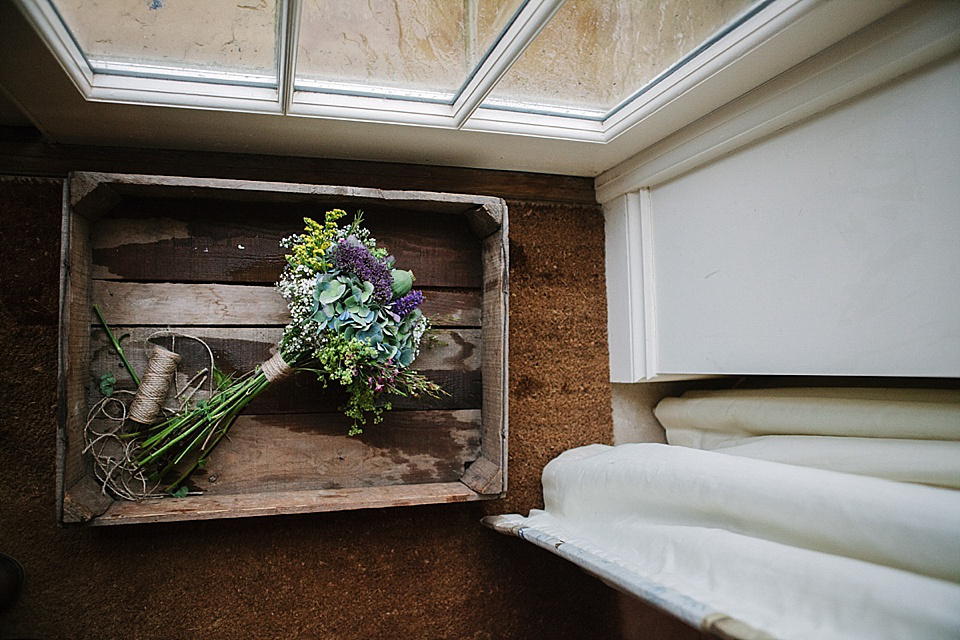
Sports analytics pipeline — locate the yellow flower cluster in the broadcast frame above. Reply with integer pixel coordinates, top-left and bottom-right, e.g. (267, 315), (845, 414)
(286, 209), (347, 271)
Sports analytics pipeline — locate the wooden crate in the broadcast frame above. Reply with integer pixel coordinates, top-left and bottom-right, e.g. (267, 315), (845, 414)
(58, 172), (508, 525)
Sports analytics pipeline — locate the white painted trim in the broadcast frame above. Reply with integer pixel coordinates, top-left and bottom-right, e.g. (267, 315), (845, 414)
(288, 0), (916, 140)
(603, 188), (673, 383)
(462, 107), (606, 142)
(84, 60), (277, 89)
(604, 193), (647, 382)
(450, 0), (566, 127)
(595, 0), (960, 202)
(289, 0), (571, 134)
(637, 189), (658, 379)
(601, 0), (798, 140)
(279, 0), (299, 114)
(86, 74), (282, 113)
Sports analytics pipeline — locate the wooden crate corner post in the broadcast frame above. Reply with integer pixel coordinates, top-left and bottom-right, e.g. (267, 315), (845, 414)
(58, 173), (117, 524)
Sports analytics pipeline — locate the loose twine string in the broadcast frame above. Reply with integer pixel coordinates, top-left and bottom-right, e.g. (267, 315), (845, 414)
(83, 333), (218, 501)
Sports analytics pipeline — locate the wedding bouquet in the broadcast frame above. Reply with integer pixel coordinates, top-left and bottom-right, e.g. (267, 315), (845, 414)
(126, 209), (444, 494)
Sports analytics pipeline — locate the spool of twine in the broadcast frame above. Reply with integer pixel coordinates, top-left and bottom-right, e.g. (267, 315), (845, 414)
(261, 352), (293, 383)
(129, 346), (181, 425)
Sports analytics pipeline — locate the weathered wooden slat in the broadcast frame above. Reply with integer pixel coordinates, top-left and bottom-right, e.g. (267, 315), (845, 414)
(460, 457), (503, 495)
(62, 476), (113, 524)
(58, 190), (97, 521)
(89, 326), (479, 374)
(186, 409), (482, 495)
(91, 200), (482, 287)
(88, 327), (483, 412)
(477, 223), (509, 495)
(93, 481), (487, 525)
(91, 281), (482, 327)
(75, 172), (510, 215)
(0, 139), (598, 205)
(250, 369), (482, 413)
(463, 201), (507, 239)
(87, 368), (481, 415)
(68, 172), (120, 222)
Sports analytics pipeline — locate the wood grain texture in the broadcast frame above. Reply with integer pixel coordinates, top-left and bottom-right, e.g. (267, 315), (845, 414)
(58, 197), (93, 519)
(0, 140), (597, 204)
(91, 281), (482, 327)
(67, 172), (119, 221)
(478, 224), (509, 494)
(460, 457), (503, 495)
(93, 482), (486, 525)
(91, 200), (482, 287)
(88, 326), (484, 413)
(61, 476), (113, 524)
(89, 326), (480, 376)
(195, 410), (482, 495)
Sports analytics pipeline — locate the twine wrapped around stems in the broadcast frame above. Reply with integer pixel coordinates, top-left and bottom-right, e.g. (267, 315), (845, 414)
(129, 346), (180, 424)
(261, 352), (293, 383)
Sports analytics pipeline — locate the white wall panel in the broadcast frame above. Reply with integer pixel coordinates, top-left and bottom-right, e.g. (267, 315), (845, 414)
(650, 54), (960, 376)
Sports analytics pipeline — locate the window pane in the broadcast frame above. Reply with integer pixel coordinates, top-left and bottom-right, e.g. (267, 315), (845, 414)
(50, 0), (281, 85)
(484, 0), (759, 117)
(295, 0), (525, 103)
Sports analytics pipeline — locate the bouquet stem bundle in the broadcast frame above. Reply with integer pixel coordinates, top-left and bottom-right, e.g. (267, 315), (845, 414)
(125, 354), (288, 494)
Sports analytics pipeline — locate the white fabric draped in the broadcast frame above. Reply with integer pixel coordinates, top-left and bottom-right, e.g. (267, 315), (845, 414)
(656, 387), (960, 488)
(490, 388), (960, 639)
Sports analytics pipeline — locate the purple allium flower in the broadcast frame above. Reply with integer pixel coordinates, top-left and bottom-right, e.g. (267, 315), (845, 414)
(389, 289), (423, 318)
(330, 237), (393, 304)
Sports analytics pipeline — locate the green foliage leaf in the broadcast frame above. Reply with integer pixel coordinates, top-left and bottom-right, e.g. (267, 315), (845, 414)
(213, 367), (234, 391)
(99, 372), (116, 397)
(170, 486), (189, 498)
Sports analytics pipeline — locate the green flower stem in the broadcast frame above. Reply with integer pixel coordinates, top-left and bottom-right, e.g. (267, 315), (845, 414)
(93, 305), (140, 387)
(134, 355), (285, 493)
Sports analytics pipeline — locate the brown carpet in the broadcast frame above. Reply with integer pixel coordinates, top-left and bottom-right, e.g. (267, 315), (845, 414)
(0, 174), (627, 639)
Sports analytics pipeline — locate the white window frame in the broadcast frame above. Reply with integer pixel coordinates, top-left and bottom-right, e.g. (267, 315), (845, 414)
(13, 0), (905, 144)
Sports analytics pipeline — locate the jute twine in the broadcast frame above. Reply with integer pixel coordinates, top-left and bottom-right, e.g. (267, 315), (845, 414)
(84, 334), (217, 501)
(262, 352), (293, 383)
(129, 346), (181, 424)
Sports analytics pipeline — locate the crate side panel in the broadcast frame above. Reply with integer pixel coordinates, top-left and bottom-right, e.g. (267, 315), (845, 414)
(59, 201), (113, 522)
(91, 199), (483, 288)
(466, 224), (508, 495)
(91, 281), (482, 327)
(93, 481), (486, 525)
(188, 409), (482, 495)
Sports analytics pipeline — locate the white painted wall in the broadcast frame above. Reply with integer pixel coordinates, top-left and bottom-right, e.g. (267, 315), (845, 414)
(649, 53), (960, 377)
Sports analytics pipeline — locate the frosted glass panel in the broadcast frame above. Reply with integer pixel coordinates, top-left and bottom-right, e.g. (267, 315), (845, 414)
(296, 0), (524, 102)
(51, 0), (280, 85)
(484, 0), (758, 117)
